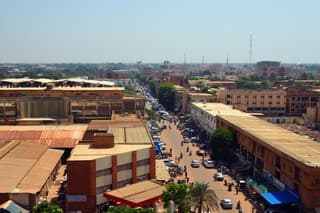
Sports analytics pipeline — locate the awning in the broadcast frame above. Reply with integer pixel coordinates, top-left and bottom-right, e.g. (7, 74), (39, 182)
(154, 143), (161, 154)
(104, 180), (164, 208)
(262, 190), (299, 205)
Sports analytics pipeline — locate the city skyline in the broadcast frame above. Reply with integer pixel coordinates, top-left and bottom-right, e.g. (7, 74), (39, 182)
(1, 0), (320, 63)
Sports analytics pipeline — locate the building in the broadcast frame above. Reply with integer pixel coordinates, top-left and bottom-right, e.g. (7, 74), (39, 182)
(0, 141), (63, 210)
(217, 88), (286, 115)
(256, 61), (281, 79)
(286, 87), (320, 115)
(190, 103), (250, 134)
(66, 118), (155, 213)
(183, 92), (216, 113)
(192, 102), (320, 211)
(0, 85), (144, 124)
(174, 85), (184, 112)
(217, 113), (320, 211)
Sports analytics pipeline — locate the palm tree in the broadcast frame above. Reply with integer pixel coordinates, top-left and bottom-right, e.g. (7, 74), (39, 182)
(187, 181), (219, 213)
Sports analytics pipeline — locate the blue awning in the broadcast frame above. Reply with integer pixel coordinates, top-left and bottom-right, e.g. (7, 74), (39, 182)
(262, 190), (299, 205)
(154, 143), (161, 154)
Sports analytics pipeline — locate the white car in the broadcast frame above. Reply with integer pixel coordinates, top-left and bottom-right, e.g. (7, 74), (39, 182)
(203, 160), (214, 168)
(191, 160), (200, 168)
(264, 209), (286, 213)
(214, 172), (224, 181)
(220, 199), (233, 209)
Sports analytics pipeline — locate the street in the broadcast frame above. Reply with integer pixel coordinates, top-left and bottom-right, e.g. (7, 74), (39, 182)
(160, 119), (254, 213)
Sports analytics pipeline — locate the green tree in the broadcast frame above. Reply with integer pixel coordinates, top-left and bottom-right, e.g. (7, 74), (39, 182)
(32, 201), (63, 213)
(158, 82), (176, 111)
(261, 80), (272, 89)
(162, 183), (189, 213)
(210, 127), (234, 160)
(145, 109), (157, 120)
(106, 206), (154, 213)
(187, 182), (219, 213)
(148, 79), (156, 96)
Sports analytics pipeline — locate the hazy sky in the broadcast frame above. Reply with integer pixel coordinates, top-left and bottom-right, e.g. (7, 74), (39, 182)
(0, 0), (319, 63)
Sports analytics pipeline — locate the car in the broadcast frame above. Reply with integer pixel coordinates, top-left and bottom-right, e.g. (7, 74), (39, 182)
(214, 172), (224, 181)
(183, 137), (191, 143)
(203, 160), (214, 168)
(191, 160), (200, 168)
(199, 143), (207, 149)
(264, 209), (286, 213)
(196, 150), (205, 156)
(220, 199), (233, 209)
(190, 136), (200, 142)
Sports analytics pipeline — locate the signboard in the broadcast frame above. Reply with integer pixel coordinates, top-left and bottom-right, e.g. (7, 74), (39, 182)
(67, 195), (87, 202)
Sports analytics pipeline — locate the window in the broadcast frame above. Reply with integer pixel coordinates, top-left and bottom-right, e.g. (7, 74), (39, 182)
(96, 168), (112, 177)
(275, 156), (281, 169)
(137, 159), (149, 167)
(117, 163), (132, 171)
(118, 178), (132, 188)
(96, 185), (112, 194)
(294, 167), (300, 181)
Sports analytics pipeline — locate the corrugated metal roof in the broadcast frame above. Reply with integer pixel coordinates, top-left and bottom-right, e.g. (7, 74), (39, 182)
(0, 141), (63, 193)
(0, 125), (87, 148)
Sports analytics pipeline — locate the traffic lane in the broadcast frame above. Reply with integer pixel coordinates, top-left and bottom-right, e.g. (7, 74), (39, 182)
(160, 120), (253, 213)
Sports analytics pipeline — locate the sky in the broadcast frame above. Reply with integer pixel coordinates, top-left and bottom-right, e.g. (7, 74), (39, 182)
(0, 0), (319, 64)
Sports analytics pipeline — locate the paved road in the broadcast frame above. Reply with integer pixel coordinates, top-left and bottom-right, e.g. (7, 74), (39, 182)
(160, 120), (254, 213)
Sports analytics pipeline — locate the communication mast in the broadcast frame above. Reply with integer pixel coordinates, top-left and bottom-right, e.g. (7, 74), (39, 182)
(249, 34), (253, 69)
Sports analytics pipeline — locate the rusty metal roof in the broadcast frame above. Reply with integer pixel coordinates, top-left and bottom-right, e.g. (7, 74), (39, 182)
(0, 125), (87, 148)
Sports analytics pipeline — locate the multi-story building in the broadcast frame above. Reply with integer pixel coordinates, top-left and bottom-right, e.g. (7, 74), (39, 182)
(286, 86), (320, 115)
(190, 102), (250, 134)
(191, 102), (320, 211)
(217, 88), (286, 115)
(183, 92), (216, 113)
(174, 85), (184, 112)
(0, 141), (63, 210)
(66, 119), (155, 213)
(256, 61), (282, 79)
(0, 86), (144, 124)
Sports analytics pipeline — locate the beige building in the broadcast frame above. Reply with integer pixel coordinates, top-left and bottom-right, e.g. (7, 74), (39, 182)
(191, 102), (320, 211)
(217, 88), (286, 115)
(190, 102), (250, 134)
(183, 92), (216, 113)
(0, 141), (63, 210)
(67, 119), (155, 213)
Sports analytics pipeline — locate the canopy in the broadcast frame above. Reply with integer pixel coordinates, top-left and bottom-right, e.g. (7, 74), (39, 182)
(262, 190), (299, 205)
(154, 143), (161, 154)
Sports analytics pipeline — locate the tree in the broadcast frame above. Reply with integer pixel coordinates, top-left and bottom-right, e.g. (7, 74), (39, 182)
(158, 82), (176, 111)
(162, 183), (189, 213)
(148, 79), (156, 96)
(106, 206), (154, 213)
(210, 127), (235, 160)
(261, 80), (272, 89)
(187, 182), (219, 213)
(32, 201), (63, 213)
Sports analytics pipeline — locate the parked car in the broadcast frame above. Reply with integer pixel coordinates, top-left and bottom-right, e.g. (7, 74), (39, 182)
(191, 160), (200, 168)
(203, 160), (214, 168)
(196, 150), (205, 156)
(199, 143), (207, 149)
(183, 137), (191, 143)
(220, 199), (233, 209)
(214, 172), (224, 181)
(264, 209), (286, 213)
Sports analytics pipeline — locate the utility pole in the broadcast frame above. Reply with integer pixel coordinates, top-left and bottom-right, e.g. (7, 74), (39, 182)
(249, 34), (253, 69)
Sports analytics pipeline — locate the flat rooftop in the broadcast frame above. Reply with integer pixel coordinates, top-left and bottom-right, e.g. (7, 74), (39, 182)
(192, 102), (251, 117)
(0, 87), (124, 91)
(218, 114), (320, 167)
(0, 141), (63, 193)
(69, 124), (152, 161)
(189, 93), (214, 97)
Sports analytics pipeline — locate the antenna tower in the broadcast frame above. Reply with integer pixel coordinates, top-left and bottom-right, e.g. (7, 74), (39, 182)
(249, 34), (252, 69)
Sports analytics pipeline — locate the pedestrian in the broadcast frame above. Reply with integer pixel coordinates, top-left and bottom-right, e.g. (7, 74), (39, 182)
(180, 152), (183, 159)
(169, 148), (172, 154)
(181, 141), (183, 146)
(186, 177), (189, 184)
(224, 179), (227, 186)
(186, 147), (189, 152)
(185, 171), (188, 178)
(178, 158), (180, 163)
(236, 186), (239, 195)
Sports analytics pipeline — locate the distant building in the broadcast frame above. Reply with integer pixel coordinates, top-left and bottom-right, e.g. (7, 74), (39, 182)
(286, 87), (320, 115)
(256, 61), (283, 79)
(66, 118), (155, 213)
(217, 88), (286, 115)
(0, 83), (144, 124)
(0, 141), (63, 210)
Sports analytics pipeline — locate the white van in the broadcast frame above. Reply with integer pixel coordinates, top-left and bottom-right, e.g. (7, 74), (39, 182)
(153, 135), (161, 142)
